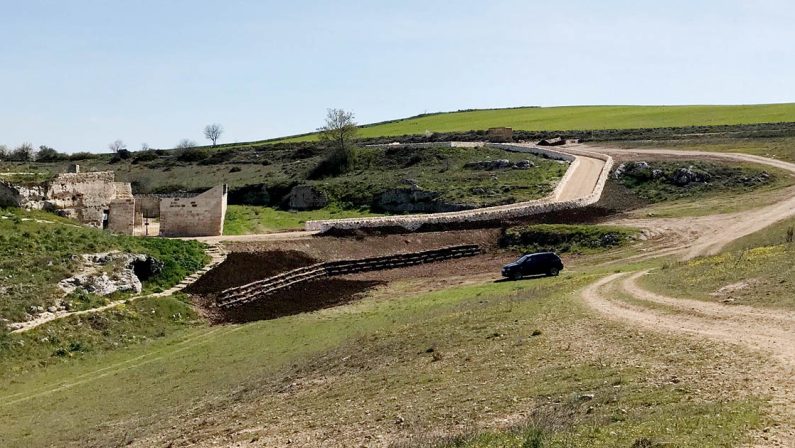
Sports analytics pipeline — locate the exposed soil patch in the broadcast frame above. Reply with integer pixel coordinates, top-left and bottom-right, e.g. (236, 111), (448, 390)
(207, 278), (384, 324)
(184, 250), (317, 295)
(225, 229), (502, 259)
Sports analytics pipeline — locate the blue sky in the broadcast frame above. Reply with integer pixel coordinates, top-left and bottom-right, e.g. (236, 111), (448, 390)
(1, 0), (793, 152)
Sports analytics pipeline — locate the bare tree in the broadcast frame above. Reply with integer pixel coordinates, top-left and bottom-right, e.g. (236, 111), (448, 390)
(176, 139), (197, 149)
(140, 143), (150, 151)
(316, 108), (358, 173)
(0, 145), (8, 161)
(108, 139), (126, 153)
(203, 123), (224, 147)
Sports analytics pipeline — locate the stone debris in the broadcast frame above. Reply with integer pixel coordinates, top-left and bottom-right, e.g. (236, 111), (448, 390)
(464, 159), (535, 170)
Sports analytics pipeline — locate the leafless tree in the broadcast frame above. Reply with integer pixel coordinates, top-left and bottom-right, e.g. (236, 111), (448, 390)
(141, 143), (150, 151)
(203, 123), (224, 147)
(108, 139), (126, 153)
(176, 139), (197, 149)
(0, 145), (8, 160)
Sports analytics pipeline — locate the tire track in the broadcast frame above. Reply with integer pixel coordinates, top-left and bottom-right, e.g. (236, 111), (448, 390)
(582, 272), (795, 446)
(0, 325), (242, 407)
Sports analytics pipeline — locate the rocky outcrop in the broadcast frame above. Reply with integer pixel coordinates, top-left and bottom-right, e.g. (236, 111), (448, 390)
(287, 185), (329, 211)
(464, 159), (534, 170)
(57, 252), (162, 297)
(614, 161), (712, 186)
(374, 185), (468, 213)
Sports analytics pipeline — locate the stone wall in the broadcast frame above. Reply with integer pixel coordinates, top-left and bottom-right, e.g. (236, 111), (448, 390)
(305, 145), (613, 232)
(159, 185), (228, 237)
(45, 172), (117, 227)
(108, 183), (135, 234)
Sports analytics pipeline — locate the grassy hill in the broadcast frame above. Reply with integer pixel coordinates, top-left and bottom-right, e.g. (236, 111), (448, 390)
(0, 208), (208, 322)
(272, 103), (795, 143)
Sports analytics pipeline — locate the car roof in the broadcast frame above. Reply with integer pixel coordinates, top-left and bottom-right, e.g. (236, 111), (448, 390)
(524, 252), (558, 257)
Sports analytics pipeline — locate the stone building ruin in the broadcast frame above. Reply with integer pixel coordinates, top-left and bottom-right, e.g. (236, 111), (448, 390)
(0, 165), (227, 237)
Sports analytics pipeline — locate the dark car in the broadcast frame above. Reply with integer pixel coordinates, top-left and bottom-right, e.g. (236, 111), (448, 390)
(501, 252), (564, 280)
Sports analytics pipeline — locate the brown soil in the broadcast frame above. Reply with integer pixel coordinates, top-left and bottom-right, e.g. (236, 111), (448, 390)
(203, 278), (384, 324)
(224, 228), (502, 260)
(184, 250), (317, 295)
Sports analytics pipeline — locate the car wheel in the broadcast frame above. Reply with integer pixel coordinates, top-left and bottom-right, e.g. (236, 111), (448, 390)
(511, 272), (523, 281)
(547, 268), (559, 277)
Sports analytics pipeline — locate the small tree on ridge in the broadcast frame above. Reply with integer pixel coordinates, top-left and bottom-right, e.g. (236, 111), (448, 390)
(203, 123), (224, 147)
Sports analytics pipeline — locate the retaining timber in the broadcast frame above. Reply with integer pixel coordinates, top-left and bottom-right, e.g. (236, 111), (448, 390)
(216, 244), (481, 309)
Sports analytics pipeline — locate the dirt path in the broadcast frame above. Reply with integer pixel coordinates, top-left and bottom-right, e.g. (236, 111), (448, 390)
(580, 145), (795, 260)
(582, 272), (795, 446)
(9, 244), (228, 334)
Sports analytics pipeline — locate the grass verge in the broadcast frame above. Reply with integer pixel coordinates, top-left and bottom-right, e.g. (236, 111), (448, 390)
(0, 208), (208, 322)
(0, 273), (765, 447)
(223, 205), (379, 234)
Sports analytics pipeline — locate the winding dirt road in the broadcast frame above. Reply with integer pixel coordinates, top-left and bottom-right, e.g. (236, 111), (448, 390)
(576, 145), (795, 446)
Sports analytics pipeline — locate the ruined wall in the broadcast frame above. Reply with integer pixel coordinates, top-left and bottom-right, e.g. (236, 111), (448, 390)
(0, 181), (49, 208)
(45, 172), (117, 227)
(107, 183), (135, 234)
(159, 185), (228, 237)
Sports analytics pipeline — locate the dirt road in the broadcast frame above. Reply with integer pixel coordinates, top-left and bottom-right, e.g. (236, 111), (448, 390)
(583, 272), (795, 446)
(556, 153), (605, 200)
(576, 146), (795, 445)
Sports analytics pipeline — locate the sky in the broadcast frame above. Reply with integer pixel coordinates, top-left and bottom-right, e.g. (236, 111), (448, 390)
(1, 0), (794, 153)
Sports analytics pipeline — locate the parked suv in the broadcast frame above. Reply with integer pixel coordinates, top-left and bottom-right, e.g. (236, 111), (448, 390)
(501, 252), (564, 280)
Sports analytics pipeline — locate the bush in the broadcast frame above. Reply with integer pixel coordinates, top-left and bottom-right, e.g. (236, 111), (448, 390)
(132, 150), (159, 164)
(35, 146), (65, 162)
(69, 152), (99, 161)
(197, 149), (236, 165)
(500, 224), (635, 254)
(177, 147), (209, 163)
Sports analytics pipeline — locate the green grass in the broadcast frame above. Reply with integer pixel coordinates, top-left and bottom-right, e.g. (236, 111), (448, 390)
(223, 204), (380, 234)
(275, 104), (795, 143)
(610, 136), (795, 163)
(0, 208), (208, 322)
(618, 162), (795, 218)
(313, 145), (566, 208)
(643, 244), (795, 310)
(0, 294), (200, 376)
(0, 273), (764, 447)
(501, 224), (638, 254)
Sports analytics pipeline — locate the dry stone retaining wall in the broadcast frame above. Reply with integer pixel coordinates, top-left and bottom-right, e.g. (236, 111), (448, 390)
(217, 245), (481, 308)
(305, 144), (612, 232)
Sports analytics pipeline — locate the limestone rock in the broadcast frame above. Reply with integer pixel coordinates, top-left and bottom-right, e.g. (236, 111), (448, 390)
(287, 185), (329, 211)
(464, 159), (533, 170)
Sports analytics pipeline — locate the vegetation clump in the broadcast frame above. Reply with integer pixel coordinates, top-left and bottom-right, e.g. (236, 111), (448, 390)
(614, 161), (774, 203)
(500, 224), (636, 254)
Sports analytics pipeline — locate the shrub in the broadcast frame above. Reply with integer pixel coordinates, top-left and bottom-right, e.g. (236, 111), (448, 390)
(35, 146), (65, 162)
(69, 152), (99, 161)
(132, 150), (159, 164)
(500, 224), (636, 254)
(177, 147), (209, 163)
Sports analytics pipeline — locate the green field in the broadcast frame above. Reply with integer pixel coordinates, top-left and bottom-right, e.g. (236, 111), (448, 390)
(224, 205), (379, 235)
(0, 271), (763, 447)
(274, 103), (795, 142)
